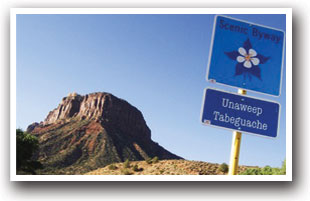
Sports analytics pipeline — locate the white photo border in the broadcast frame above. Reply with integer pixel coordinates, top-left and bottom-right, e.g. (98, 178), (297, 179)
(10, 8), (292, 181)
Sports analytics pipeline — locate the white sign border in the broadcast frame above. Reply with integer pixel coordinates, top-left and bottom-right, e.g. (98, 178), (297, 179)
(200, 87), (281, 139)
(206, 14), (286, 97)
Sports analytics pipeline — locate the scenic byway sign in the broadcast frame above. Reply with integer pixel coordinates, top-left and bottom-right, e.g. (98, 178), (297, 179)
(207, 15), (285, 96)
(201, 88), (280, 138)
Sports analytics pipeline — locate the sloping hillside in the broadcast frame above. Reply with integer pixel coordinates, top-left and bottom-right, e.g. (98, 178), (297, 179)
(27, 92), (181, 175)
(85, 159), (252, 175)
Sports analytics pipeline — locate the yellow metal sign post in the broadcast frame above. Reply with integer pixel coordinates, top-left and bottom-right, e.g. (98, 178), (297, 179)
(228, 89), (246, 175)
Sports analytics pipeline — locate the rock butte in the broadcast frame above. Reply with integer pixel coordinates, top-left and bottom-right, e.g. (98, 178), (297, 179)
(27, 92), (182, 175)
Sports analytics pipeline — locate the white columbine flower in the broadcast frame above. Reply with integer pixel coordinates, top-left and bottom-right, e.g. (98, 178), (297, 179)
(236, 47), (260, 68)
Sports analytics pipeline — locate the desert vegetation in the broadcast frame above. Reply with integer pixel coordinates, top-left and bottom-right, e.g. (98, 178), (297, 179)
(16, 129), (42, 174)
(239, 160), (286, 175)
(85, 159), (252, 175)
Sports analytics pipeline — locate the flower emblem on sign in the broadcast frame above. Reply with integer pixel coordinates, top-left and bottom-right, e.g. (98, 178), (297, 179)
(236, 47), (260, 68)
(225, 38), (270, 80)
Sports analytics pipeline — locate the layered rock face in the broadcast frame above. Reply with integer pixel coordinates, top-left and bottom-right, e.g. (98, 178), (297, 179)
(42, 92), (151, 140)
(28, 92), (181, 174)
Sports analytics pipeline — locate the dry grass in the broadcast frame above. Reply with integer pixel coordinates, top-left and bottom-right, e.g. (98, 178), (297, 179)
(85, 160), (252, 175)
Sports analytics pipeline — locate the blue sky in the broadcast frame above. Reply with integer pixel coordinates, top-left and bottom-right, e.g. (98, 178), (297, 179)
(16, 14), (286, 167)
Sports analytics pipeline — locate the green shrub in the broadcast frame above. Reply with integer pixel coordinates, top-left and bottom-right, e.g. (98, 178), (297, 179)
(240, 162), (286, 175)
(121, 168), (132, 175)
(145, 158), (152, 164)
(240, 168), (262, 175)
(152, 156), (159, 163)
(281, 159), (286, 175)
(132, 164), (143, 172)
(261, 166), (273, 175)
(159, 169), (164, 174)
(218, 163), (229, 173)
(132, 164), (138, 171)
(16, 129), (42, 174)
(124, 159), (130, 168)
(108, 164), (117, 170)
(271, 168), (282, 175)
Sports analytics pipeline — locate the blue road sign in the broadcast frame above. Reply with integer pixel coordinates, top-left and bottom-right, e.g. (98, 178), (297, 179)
(201, 88), (280, 138)
(207, 15), (285, 96)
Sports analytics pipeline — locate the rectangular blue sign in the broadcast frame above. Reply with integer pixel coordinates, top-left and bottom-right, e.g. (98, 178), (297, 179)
(201, 88), (280, 138)
(207, 15), (285, 96)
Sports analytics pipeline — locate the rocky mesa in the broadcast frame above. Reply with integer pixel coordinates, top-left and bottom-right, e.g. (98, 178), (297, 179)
(28, 92), (182, 175)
